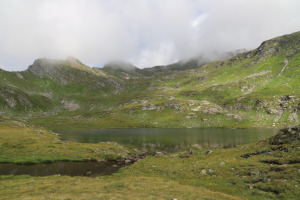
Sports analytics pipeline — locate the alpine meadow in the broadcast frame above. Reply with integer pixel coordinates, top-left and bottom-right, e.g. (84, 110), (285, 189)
(0, 1), (300, 200)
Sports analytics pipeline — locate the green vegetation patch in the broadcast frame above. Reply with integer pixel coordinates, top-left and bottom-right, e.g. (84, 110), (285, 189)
(0, 120), (131, 164)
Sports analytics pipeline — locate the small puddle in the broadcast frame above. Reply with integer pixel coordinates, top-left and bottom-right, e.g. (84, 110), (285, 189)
(0, 161), (125, 177)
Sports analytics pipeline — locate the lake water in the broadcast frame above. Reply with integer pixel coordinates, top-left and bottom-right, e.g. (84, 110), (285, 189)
(0, 161), (124, 177)
(58, 128), (278, 152)
(1, 128), (278, 177)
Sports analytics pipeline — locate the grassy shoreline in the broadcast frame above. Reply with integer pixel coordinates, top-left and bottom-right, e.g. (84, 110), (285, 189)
(30, 113), (293, 131)
(0, 120), (133, 164)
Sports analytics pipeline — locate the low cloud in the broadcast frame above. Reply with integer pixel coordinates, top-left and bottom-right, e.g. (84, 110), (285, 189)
(0, 0), (300, 71)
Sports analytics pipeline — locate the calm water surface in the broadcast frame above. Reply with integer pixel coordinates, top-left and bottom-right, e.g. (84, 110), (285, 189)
(58, 128), (278, 152)
(0, 162), (124, 177)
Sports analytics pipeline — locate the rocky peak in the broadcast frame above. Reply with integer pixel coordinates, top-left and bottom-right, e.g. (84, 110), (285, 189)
(28, 58), (62, 77)
(27, 57), (92, 78)
(254, 31), (300, 57)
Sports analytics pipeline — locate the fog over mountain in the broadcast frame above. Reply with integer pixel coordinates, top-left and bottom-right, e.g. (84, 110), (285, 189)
(0, 0), (300, 71)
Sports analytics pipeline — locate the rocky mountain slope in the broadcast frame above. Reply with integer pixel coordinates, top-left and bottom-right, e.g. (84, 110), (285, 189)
(0, 31), (299, 129)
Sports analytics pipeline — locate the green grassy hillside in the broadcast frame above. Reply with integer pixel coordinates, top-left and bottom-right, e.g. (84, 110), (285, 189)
(0, 31), (299, 129)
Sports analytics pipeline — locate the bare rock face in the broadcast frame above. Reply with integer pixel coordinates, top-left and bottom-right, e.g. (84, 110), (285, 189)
(254, 31), (300, 58)
(26, 58), (119, 90)
(27, 58), (91, 84)
(28, 58), (63, 78)
(0, 87), (32, 108)
(28, 57), (92, 77)
(0, 92), (16, 107)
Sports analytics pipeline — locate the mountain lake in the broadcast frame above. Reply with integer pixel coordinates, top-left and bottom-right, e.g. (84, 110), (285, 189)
(0, 128), (278, 177)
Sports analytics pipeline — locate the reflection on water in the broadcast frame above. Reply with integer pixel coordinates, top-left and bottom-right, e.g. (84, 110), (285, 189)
(58, 128), (278, 152)
(0, 162), (124, 177)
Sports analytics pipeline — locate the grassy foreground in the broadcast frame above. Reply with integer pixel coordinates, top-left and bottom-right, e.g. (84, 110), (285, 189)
(0, 119), (131, 164)
(0, 119), (299, 199)
(0, 175), (239, 200)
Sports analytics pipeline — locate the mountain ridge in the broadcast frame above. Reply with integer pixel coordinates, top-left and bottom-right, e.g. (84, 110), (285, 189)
(0, 31), (299, 129)
(1, 48), (248, 77)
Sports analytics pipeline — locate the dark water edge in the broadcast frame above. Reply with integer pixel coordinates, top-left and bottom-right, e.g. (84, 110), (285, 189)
(0, 161), (125, 177)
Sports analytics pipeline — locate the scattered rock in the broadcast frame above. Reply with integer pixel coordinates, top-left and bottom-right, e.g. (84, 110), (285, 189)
(267, 108), (279, 114)
(220, 162), (226, 165)
(125, 159), (132, 164)
(142, 104), (163, 111)
(274, 109), (284, 122)
(206, 107), (223, 114)
(164, 101), (183, 111)
(201, 169), (207, 175)
(206, 150), (213, 155)
(124, 153), (148, 164)
(62, 100), (80, 111)
(155, 152), (166, 156)
(191, 102), (223, 114)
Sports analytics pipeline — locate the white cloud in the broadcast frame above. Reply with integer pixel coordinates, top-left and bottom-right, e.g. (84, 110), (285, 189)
(191, 14), (208, 28)
(130, 41), (178, 68)
(0, 0), (299, 71)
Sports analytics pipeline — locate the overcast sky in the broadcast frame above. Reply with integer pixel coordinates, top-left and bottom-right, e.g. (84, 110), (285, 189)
(1, 0), (300, 71)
